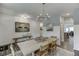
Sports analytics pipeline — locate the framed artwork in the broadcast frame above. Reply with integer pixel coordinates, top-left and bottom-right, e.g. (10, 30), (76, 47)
(46, 27), (53, 31)
(46, 24), (53, 31)
(15, 22), (30, 32)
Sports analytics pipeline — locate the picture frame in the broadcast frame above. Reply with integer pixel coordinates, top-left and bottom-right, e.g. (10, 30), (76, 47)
(46, 24), (53, 31)
(15, 22), (30, 32)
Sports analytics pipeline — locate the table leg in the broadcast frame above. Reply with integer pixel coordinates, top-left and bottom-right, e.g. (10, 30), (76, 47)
(32, 52), (34, 56)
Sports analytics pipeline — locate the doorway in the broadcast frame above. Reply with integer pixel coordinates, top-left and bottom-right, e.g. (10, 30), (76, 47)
(60, 13), (74, 52)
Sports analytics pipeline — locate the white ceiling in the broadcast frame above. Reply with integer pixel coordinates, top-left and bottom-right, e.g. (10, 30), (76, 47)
(1, 3), (79, 26)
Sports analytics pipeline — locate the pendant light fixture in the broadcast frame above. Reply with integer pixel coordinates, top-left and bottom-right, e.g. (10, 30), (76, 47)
(36, 3), (52, 39)
(37, 3), (50, 26)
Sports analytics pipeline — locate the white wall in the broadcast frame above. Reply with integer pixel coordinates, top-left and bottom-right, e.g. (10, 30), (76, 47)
(13, 16), (40, 37)
(52, 26), (60, 45)
(0, 8), (40, 46)
(42, 26), (60, 45)
(0, 8), (14, 46)
(74, 25), (79, 50)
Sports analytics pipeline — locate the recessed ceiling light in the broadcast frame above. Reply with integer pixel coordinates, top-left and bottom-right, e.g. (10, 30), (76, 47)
(66, 13), (70, 16)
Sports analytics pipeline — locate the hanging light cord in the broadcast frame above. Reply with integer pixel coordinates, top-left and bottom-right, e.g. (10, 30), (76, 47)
(41, 3), (46, 16)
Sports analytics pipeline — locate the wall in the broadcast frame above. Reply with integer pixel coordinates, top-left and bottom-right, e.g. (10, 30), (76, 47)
(52, 26), (60, 45)
(14, 19), (40, 38)
(0, 8), (15, 46)
(74, 25), (79, 50)
(42, 26), (60, 45)
(0, 8), (40, 46)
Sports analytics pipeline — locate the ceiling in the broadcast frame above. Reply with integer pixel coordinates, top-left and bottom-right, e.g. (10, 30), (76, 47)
(1, 3), (79, 26)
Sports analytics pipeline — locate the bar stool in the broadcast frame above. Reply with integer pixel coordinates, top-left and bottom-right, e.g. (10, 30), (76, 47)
(49, 41), (57, 55)
(0, 46), (5, 56)
(4, 45), (9, 55)
(34, 44), (49, 56)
